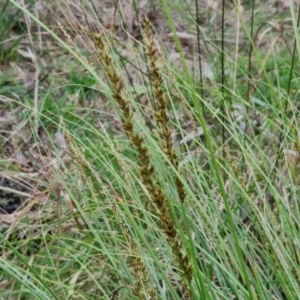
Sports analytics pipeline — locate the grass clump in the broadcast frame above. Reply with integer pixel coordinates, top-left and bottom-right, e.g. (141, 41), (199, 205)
(1, 0), (300, 299)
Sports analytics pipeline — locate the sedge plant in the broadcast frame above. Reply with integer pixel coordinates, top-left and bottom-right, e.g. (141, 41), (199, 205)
(1, 0), (300, 299)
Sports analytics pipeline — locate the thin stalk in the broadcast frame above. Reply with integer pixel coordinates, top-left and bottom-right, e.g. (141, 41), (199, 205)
(274, 1), (300, 175)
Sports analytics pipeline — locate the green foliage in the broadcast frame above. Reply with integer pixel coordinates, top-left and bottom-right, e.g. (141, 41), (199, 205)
(0, 0), (33, 64)
(0, 71), (26, 97)
(67, 73), (98, 101)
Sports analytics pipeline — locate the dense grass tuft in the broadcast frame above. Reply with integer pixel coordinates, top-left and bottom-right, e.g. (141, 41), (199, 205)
(1, 0), (300, 299)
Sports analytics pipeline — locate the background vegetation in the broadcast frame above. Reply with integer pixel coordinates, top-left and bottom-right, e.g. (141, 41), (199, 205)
(1, 0), (300, 299)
